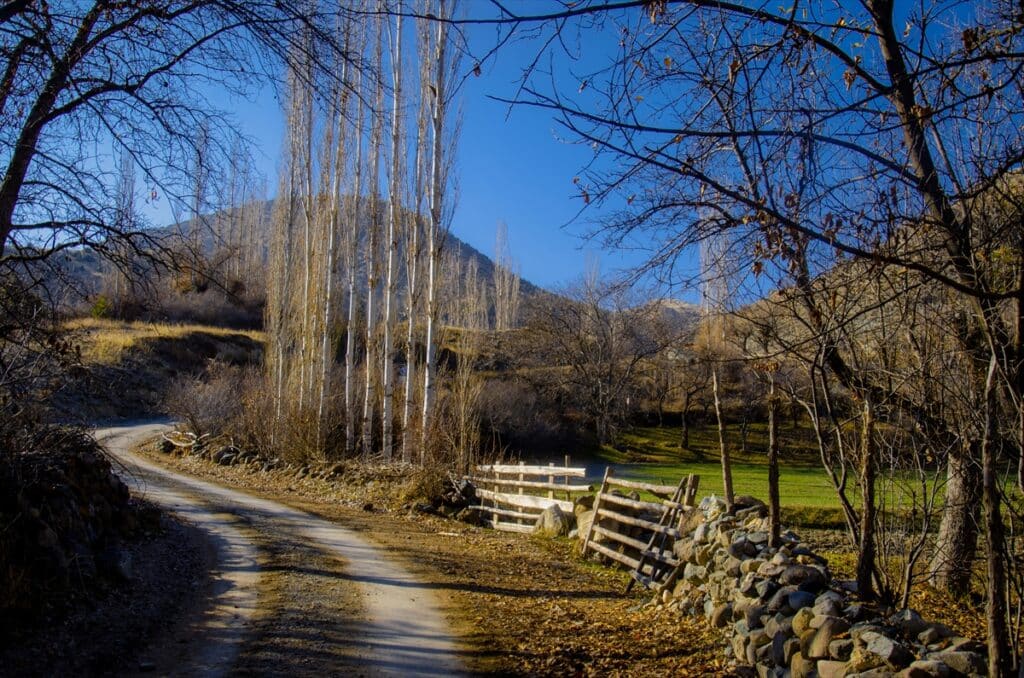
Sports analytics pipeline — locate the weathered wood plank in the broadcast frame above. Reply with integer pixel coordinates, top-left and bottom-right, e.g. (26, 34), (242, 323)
(592, 524), (649, 551)
(475, 487), (573, 512)
(605, 476), (678, 496)
(587, 540), (641, 570)
(641, 549), (680, 567)
(466, 476), (592, 493)
(596, 508), (681, 538)
(598, 492), (664, 514)
(491, 521), (536, 534)
(581, 467), (611, 555)
(470, 505), (539, 521)
(476, 463), (587, 477)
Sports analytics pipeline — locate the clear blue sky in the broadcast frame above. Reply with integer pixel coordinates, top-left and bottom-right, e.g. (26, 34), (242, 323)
(139, 19), (663, 294)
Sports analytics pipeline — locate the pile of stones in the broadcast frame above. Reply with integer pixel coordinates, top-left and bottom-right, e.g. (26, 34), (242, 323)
(1, 430), (157, 624)
(666, 496), (987, 677)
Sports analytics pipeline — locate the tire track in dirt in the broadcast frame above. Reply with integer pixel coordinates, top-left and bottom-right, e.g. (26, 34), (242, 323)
(98, 421), (465, 677)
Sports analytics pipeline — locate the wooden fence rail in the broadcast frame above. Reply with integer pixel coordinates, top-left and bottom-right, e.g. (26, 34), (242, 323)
(467, 459), (592, 533)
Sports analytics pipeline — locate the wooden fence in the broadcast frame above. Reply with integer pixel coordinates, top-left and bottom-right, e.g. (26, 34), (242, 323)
(467, 461), (592, 533)
(580, 469), (700, 590)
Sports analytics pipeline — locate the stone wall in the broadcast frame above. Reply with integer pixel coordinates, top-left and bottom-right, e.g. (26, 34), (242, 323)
(663, 496), (987, 678)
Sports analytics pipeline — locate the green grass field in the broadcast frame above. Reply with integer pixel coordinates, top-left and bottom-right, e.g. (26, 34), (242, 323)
(584, 423), (944, 529)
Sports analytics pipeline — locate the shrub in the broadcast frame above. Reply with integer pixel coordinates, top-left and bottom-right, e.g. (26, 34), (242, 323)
(89, 295), (111, 319)
(163, 361), (245, 439)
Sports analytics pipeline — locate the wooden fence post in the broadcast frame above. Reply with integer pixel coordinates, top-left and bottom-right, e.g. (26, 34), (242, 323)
(565, 455), (571, 501)
(581, 466), (612, 554)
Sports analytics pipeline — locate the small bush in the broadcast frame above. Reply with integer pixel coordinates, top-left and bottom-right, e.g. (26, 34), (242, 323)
(163, 361), (245, 439)
(89, 295), (111, 319)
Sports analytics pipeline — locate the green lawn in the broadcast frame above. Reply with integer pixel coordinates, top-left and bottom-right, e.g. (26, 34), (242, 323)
(585, 424), (940, 529)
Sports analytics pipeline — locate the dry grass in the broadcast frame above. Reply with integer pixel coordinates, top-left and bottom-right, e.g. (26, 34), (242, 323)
(65, 318), (264, 365)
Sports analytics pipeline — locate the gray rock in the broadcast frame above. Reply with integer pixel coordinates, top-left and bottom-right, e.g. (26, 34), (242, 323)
(758, 561), (788, 578)
(693, 522), (709, 543)
(683, 562), (708, 583)
(946, 637), (985, 653)
(780, 564), (828, 592)
(926, 650), (986, 675)
(742, 558), (766, 574)
(739, 572), (760, 597)
(808, 616), (852, 659)
(772, 633), (800, 666)
(767, 585), (798, 614)
(764, 612), (793, 639)
(860, 630), (914, 670)
(916, 623), (953, 646)
(729, 538), (753, 558)
(756, 578), (780, 600)
(576, 509), (596, 540)
(677, 507), (703, 535)
(744, 604), (767, 630)
(847, 670), (895, 678)
(830, 638), (855, 661)
(899, 660), (953, 677)
(672, 537), (693, 561)
(748, 530), (769, 544)
(851, 623), (889, 642)
(813, 593), (843, 618)
(711, 602), (732, 628)
(789, 590), (816, 611)
(889, 608), (929, 638)
(534, 505), (571, 537)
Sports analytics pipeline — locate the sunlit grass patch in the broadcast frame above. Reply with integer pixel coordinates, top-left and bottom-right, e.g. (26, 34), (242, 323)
(64, 317), (264, 365)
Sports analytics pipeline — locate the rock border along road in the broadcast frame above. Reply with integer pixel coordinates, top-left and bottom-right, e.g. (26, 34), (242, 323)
(98, 422), (465, 677)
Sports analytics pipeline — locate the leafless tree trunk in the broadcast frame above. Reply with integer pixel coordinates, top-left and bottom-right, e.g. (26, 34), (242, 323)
(493, 221), (521, 331)
(767, 372), (780, 548)
(344, 63), (366, 458)
(981, 354), (1014, 676)
(420, 0), (455, 460)
(401, 26), (431, 463)
(856, 397), (877, 600)
(381, 4), (403, 462)
(362, 14), (385, 457)
(702, 235), (734, 509)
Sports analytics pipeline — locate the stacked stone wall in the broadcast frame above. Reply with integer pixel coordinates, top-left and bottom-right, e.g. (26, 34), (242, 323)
(664, 496), (986, 678)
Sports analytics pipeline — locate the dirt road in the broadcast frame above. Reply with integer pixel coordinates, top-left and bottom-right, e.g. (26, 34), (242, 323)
(98, 422), (465, 677)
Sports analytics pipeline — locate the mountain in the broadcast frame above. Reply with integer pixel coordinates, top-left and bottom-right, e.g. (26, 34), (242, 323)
(645, 298), (702, 334)
(43, 198), (544, 311)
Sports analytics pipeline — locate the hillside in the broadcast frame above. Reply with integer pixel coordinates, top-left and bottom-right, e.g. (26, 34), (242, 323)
(51, 319), (263, 422)
(45, 198), (543, 310)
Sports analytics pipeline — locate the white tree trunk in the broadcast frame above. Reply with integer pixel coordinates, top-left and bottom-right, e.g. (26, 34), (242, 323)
(420, 9), (449, 461)
(381, 5), (403, 462)
(363, 16), (385, 457)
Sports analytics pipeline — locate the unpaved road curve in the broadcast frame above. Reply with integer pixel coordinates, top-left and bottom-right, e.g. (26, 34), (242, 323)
(98, 421), (465, 677)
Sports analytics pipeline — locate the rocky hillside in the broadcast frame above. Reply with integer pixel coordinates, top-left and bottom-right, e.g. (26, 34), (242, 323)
(52, 319), (263, 422)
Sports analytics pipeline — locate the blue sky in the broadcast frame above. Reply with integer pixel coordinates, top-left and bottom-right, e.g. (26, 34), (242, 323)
(139, 19), (667, 294)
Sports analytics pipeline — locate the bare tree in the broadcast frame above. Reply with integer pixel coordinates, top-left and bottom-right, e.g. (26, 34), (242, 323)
(493, 221), (521, 331)
(0, 0), (354, 273)
(524, 270), (666, 446)
(362, 13), (386, 457)
(381, 3), (405, 461)
(419, 0), (459, 459)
